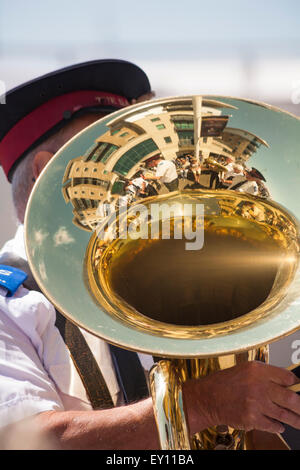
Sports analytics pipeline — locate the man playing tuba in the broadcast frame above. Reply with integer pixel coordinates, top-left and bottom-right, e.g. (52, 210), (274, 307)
(0, 60), (300, 450)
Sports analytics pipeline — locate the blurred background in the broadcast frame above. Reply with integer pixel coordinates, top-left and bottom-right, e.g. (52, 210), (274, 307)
(0, 0), (300, 365)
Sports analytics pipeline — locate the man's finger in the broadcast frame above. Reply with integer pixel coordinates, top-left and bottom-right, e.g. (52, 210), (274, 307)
(271, 384), (300, 418)
(266, 401), (300, 430)
(260, 363), (297, 387)
(255, 415), (285, 434)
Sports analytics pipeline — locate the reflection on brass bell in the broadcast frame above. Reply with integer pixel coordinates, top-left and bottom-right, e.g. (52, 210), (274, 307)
(215, 425), (235, 450)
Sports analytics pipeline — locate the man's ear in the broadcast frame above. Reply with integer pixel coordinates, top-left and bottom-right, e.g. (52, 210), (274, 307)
(32, 151), (54, 180)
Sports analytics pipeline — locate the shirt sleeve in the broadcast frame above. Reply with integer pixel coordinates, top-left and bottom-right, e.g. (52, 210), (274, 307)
(0, 288), (65, 428)
(155, 162), (166, 178)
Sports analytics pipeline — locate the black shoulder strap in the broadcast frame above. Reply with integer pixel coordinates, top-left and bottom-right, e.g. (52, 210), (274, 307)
(230, 179), (247, 191)
(0, 254), (148, 407)
(54, 311), (114, 410)
(109, 344), (149, 403)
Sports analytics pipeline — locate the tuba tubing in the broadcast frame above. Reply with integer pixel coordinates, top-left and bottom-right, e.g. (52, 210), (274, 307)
(149, 349), (269, 450)
(149, 360), (191, 450)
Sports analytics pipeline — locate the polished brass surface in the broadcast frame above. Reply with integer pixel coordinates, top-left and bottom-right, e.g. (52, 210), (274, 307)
(86, 191), (299, 342)
(149, 347), (269, 450)
(149, 360), (191, 450)
(25, 95), (300, 450)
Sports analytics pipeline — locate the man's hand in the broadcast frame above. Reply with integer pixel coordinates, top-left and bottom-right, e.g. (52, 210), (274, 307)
(183, 361), (300, 435)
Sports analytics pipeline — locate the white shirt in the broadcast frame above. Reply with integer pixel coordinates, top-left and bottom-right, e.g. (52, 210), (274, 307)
(0, 226), (153, 428)
(224, 162), (235, 173)
(225, 169), (244, 180)
(156, 160), (178, 183)
(131, 177), (147, 189)
(237, 180), (258, 195)
(229, 176), (259, 196)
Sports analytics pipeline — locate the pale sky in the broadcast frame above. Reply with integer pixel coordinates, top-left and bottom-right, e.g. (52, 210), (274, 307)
(0, 0), (300, 55)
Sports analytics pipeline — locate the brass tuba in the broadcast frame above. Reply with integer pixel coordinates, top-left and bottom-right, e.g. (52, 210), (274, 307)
(25, 95), (300, 450)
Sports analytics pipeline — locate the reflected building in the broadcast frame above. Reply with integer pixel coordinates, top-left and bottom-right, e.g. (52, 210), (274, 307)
(62, 97), (270, 231)
(201, 128), (269, 164)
